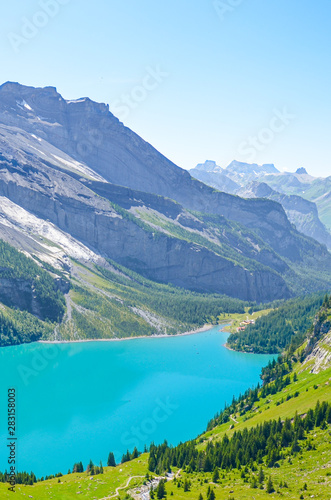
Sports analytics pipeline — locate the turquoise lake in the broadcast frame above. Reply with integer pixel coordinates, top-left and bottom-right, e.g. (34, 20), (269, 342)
(0, 326), (273, 477)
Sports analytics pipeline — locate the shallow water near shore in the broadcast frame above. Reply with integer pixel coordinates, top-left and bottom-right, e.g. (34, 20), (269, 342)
(0, 326), (273, 477)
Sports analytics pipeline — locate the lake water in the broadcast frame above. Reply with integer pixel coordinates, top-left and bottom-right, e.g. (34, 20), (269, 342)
(0, 326), (273, 477)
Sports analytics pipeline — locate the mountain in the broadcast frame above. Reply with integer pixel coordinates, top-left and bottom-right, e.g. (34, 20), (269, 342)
(195, 160), (223, 173)
(295, 167), (308, 175)
(260, 172), (331, 232)
(190, 160), (239, 194)
(190, 160), (331, 249)
(0, 150), (292, 303)
(0, 82), (331, 344)
(237, 181), (331, 249)
(224, 160), (280, 183)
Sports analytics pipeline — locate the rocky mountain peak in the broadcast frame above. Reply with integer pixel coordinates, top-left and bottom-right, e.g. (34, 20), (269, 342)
(226, 160), (279, 175)
(0, 81), (61, 102)
(296, 167), (308, 175)
(195, 160), (222, 172)
(0, 82), (112, 126)
(239, 181), (275, 198)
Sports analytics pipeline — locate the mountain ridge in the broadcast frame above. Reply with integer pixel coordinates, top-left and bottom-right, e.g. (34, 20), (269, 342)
(190, 159), (331, 248)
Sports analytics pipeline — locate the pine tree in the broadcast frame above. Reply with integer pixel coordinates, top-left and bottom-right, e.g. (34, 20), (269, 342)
(107, 452), (116, 467)
(251, 476), (258, 488)
(291, 437), (301, 454)
(207, 488), (215, 500)
(148, 455), (156, 472)
(212, 467), (219, 483)
(266, 476), (275, 493)
(86, 459), (94, 474)
(183, 478), (191, 492)
(156, 479), (166, 499)
(121, 450), (131, 464)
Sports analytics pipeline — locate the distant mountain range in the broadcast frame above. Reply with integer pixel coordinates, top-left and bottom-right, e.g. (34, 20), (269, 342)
(191, 160), (331, 249)
(0, 83), (331, 343)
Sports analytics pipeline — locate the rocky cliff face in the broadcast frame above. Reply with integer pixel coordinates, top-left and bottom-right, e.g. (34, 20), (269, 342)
(0, 277), (41, 317)
(0, 83), (330, 303)
(303, 330), (331, 374)
(302, 297), (331, 373)
(190, 162), (239, 194)
(190, 159), (331, 250)
(0, 82), (310, 260)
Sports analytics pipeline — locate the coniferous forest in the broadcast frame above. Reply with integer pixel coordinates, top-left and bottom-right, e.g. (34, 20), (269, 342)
(227, 293), (325, 353)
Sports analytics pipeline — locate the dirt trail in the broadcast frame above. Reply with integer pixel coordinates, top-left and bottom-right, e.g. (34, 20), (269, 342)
(100, 476), (145, 499)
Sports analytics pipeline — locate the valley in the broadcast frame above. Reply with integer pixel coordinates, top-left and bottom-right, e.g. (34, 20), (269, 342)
(0, 84), (331, 348)
(0, 297), (330, 499)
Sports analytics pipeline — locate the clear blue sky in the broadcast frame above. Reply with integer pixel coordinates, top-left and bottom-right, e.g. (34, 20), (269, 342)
(1, 0), (330, 177)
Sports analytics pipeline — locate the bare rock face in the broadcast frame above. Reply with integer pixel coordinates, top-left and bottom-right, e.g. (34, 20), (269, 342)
(304, 330), (331, 374)
(0, 83), (296, 258)
(0, 156), (289, 302)
(302, 294), (331, 374)
(303, 309), (331, 374)
(0, 277), (41, 318)
(238, 182), (331, 249)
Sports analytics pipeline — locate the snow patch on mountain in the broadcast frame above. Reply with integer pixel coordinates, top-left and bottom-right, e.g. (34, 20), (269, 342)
(51, 154), (106, 181)
(0, 196), (101, 264)
(16, 100), (33, 112)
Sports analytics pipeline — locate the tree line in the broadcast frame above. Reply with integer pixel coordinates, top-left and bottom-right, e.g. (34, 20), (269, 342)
(148, 400), (331, 475)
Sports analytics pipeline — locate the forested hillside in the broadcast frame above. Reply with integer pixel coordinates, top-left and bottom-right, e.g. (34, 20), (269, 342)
(227, 293), (325, 353)
(0, 238), (250, 345)
(66, 261), (249, 340)
(0, 240), (65, 322)
(0, 307), (53, 346)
